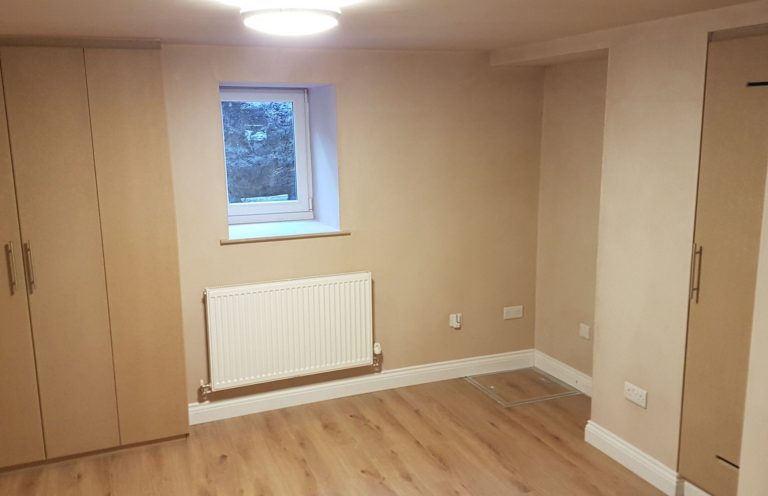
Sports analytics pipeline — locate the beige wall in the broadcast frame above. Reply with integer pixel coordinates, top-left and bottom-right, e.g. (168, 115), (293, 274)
(592, 7), (768, 470)
(593, 22), (709, 468)
(534, 57), (607, 375)
(492, 0), (768, 473)
(161, 45), (545, 402)
(161, 8), (768, 489)
(739, 161), (768, 495)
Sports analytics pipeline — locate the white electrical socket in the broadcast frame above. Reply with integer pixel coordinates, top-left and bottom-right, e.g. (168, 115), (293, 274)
(449, 313), (462, 329)
(624, 381), (648, 409)
(579, 323), (591, 340)
(503, 305), (524, 320)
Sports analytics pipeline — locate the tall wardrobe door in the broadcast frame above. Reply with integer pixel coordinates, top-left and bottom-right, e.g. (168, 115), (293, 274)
(0, 63), (45, 469)
(84, 48), (189, 444)
(0, 47), (120, 458)
(679, 35), (768, 496)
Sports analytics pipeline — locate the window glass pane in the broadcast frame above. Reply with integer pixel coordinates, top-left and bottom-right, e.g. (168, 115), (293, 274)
(221, 100), (298, 204)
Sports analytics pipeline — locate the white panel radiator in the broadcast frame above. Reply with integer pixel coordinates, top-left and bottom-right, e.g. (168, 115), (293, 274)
(204, 272), (373, 392)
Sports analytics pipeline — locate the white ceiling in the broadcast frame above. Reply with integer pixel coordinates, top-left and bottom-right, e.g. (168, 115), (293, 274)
(0, 0), (754, 51)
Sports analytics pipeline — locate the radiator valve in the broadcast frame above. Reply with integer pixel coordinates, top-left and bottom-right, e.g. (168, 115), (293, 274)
(372, 342), (383, 372)
(198, 380), (213, 403)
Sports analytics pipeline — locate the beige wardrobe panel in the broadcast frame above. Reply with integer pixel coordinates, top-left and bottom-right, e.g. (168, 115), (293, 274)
(1, 47), (120, 458)
(84, 48), (188, 444)
(0, 65), (45, 469)
(679, 35), (768, 496)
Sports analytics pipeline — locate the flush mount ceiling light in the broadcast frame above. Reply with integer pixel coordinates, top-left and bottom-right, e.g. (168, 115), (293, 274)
(241, 6), (341, 36)
(217, 1), (351, 36)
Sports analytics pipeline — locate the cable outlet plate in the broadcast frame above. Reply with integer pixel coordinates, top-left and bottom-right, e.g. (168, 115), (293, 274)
(449, 313), (462, 329)
(579, 323), (591, 340)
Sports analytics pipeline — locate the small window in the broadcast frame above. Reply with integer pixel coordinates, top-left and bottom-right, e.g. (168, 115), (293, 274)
(220, 87), (313, 224)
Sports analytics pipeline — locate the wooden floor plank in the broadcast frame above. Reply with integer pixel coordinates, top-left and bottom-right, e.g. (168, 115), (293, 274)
(0, 377), (661, 495)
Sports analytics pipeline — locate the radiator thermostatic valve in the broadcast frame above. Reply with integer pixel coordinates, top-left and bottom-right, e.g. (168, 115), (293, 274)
(372, 342), (383, 372)
(198, 380), (213, 403)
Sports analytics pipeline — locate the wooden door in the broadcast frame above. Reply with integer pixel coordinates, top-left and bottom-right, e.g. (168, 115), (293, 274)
(0, 61), (46, 469)
(679, 35), (768, 496)
(0, 47), (120, 458)
(84, 48), (189, 444)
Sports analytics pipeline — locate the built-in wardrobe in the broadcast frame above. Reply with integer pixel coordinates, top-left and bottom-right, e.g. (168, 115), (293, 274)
(0, 46), (187, 468)
(679, 33), (768, 496)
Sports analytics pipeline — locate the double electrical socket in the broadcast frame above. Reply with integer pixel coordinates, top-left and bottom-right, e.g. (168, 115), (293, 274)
(624, 381), (648, 409)
(503, 305), (523, 320)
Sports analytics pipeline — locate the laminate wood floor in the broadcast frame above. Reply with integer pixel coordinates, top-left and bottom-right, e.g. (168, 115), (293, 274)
(0, 378), (661, 495)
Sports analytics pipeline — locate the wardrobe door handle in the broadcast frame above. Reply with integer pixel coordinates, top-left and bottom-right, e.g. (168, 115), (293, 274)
(24, 241), (36, 294)
(690, 244), (703, 303)
(4, 241), (17, 295)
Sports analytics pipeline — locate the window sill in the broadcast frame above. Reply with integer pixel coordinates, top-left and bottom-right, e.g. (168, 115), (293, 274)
(222, 221), (350, 245)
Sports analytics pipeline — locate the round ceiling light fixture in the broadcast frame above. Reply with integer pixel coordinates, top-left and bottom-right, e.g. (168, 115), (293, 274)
(241, 6), (342, 36)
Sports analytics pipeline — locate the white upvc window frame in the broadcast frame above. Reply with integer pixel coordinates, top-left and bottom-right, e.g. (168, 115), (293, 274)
(220, 87), (314, 225)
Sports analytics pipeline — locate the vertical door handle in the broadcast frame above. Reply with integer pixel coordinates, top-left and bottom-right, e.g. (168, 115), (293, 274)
(690, 244), (703, 303)
(4, 241), (17, 295)
(24, 241), (36, 294)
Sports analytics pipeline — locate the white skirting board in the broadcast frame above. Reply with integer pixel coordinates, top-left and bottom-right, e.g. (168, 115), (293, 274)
(682, 481), (711, 496)
(585, 421), (685, 496)
(534, 350), (593, 396)
(189, 349), (535, 425)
